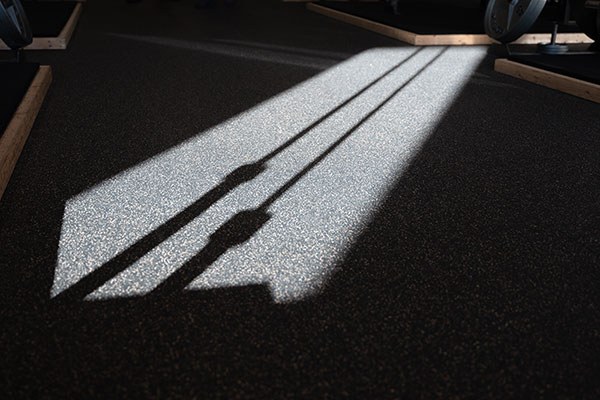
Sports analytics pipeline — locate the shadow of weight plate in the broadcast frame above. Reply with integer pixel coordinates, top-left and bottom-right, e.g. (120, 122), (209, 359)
(0, 0), (32, 49)
(485, 0), (547, 43)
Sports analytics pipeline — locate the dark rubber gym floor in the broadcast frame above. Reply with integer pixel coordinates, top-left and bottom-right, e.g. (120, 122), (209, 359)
(1, 0), (599, 398)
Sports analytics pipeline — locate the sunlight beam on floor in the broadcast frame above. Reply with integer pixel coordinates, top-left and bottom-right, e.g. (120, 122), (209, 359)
(52, 46), (487, 303)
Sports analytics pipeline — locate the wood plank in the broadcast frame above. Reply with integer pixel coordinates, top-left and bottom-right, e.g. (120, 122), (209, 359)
(57, 2), (83, 48)
(307, 2), (418, 44)
(513, 32), (593, 45)
(307, 3), (593, 46)
(413, 33), (492, 46)
(0, 3), (82, 50)
(0, 66), (52, 201)
(494, 58), (600, 103)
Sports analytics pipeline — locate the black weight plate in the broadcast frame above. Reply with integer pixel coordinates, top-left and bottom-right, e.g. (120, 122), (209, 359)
(0, 0), (33, 49)
(485, 0), (547, 43)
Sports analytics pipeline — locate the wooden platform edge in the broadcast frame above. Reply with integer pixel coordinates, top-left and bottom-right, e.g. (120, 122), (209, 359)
(0, 66), (52, 201)
(514, 32), (592, 45)
(306, 3), (593, 46)
(307, 2), (418, 45)
(57, 2), (83, 49)
(0, 3), (83, 50)
(494, 58), (600, 104)
(413, 33), (492, 46)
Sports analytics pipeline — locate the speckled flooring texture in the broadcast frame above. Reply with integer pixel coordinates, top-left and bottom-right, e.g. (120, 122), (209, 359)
(1, 0), (599, 398)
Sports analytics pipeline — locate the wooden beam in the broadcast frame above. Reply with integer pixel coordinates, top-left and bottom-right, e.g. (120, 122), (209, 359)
(413, 33), (491, 46)
(495, 58), (600, 104)
(56, 2), (83, 48)
(0, 66), (52, 201)
(0, 3), (83, 50)
(307, 2), (419, 44)
(513, 32), (593, 45)
(307, 3), (593, 46)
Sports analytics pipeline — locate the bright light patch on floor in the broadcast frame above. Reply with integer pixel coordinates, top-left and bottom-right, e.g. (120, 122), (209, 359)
(53, 46), (487, 303)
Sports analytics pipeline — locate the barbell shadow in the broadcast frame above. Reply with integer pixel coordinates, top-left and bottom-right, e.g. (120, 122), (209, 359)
(53, 49), (423, 302)
(208, 38), (354, 62)
(150, 48), (448, 297)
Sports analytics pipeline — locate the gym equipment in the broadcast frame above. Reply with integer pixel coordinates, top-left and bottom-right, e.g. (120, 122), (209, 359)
(484, 0), (600, 46)
(484, 0), (548, 43)
(537, 21), (570, 53)
(0, 0), (32, 50)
